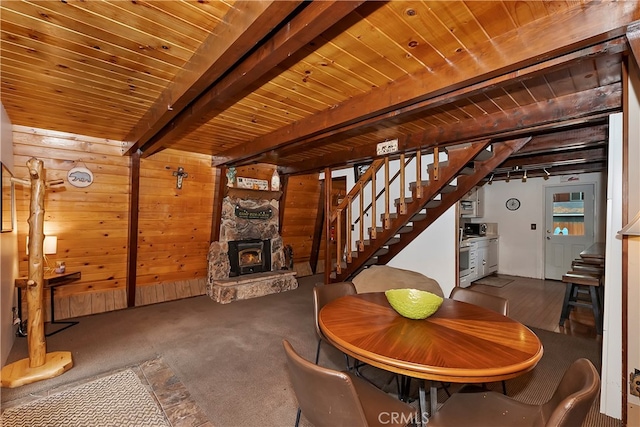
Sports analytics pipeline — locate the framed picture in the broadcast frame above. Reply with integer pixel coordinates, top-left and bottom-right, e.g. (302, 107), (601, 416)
(353, 163), (371, 181)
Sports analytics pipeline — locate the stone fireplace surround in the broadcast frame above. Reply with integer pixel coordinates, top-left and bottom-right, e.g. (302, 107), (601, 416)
(207, 190), (298, 303)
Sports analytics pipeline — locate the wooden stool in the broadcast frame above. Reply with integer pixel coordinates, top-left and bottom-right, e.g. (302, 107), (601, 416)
(560, 272), (603, 335)
(573, 258), (604, 268)
(571, 261), (604, 275)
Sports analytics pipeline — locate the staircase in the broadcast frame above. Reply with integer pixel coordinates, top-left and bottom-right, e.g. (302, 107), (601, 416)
(326, 137), (532, 283)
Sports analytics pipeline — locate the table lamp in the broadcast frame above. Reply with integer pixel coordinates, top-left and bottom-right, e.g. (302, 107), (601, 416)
(26, 235), (58, 272)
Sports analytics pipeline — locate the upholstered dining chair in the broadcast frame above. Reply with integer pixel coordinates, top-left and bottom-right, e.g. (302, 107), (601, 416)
(283, 339), (417, 427)
(428, 357), (600, 427)
(295, 281), (360, 426)
(449, 287), (509, 316)
(313, 281), (357, 365)
(449, 287), (509, 394)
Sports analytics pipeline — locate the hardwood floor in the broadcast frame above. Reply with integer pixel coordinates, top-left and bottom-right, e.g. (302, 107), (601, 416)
(469, 274), (600, 342)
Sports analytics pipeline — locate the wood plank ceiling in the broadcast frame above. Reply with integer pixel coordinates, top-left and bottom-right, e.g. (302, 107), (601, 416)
(2, 1), (640, 180)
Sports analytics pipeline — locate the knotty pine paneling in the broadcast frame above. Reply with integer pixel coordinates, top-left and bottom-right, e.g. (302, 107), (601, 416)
(13, 126), (130, 305)
(137, 149), (214, 304)
(13, 126), (130, 318)
(12, 126), (215, 318)
(280, 173), (321, 270)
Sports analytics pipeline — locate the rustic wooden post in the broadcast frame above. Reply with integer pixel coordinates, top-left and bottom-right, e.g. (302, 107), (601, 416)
(26, 158), (47, 367)
(1, 157), (73, 388)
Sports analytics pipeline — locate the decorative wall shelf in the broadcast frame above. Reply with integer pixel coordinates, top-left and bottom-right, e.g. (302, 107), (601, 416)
(225, 187), (282, 200)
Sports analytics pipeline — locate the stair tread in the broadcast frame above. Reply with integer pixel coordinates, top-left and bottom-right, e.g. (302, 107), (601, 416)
(445, 145), (494, 161)
(333, 137), (519, 281)
(358, 237), (401, 247)
(426, 161), (474, 175)
(370, 225), (413, 233)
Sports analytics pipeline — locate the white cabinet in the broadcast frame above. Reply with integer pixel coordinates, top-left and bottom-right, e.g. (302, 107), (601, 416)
(459, 236), (499, 286)
(476, 239), (489, 278)
(460, 186), (484, 218)
(472, 237), (499, 280)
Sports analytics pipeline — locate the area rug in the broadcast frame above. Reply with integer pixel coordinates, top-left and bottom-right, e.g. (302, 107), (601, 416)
(472, 275), (514, 287)
(0, 369), (170, 427)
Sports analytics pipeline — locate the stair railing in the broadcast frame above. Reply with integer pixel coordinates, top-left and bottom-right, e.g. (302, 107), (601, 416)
(327, 151), (427, 275)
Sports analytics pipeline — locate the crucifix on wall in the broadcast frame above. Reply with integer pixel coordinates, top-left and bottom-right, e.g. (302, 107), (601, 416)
(172, 167), (188, 189)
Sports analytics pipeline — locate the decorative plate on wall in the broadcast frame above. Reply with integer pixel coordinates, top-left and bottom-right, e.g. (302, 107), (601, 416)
(67, 166), (93, 188)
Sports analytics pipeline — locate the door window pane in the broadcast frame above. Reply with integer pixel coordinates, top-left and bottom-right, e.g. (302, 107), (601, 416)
(552, 192), (584, 236)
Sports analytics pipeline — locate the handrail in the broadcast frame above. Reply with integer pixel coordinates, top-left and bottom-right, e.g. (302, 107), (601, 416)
(327, 149), (430, 278)
(329, 159), (384, 222)
(353, 154), (415, 225)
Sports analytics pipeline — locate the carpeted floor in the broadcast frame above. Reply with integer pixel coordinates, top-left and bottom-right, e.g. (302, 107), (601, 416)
(0, 274), (620, 427)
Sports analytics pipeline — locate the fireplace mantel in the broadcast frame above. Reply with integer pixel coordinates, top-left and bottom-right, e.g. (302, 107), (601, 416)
(225, 187), (282, 200)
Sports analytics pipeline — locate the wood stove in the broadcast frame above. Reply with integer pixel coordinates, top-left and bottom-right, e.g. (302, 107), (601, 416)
(228, 239), (271, 277)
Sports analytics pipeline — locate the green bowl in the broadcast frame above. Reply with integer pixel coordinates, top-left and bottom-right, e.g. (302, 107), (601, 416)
(385, 288), (443, 320)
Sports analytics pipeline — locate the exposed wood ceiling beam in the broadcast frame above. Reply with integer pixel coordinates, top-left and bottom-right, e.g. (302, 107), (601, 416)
(282, 83), (621, 175)
(137, 0), (366, 158)
(499, 147), (607, 170)
(513, 124), (608, 156)
(627, 20), (640, 65)
(257, 40), (624, 165)
(123, 1), (304, 155)
(489, 161), (607, 181)
(212, 2), (640, 166)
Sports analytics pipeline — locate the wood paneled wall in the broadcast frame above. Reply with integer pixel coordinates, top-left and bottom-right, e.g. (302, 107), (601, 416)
(136, 149), (214, 305)
(13, 126), (131, 318)
(280, 173), (322, 275)
(12, 126), (215, 318)
(11, 126), (325, 318)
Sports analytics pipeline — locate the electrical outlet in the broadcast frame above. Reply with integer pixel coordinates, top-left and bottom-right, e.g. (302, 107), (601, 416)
(630, 369), (640, 397)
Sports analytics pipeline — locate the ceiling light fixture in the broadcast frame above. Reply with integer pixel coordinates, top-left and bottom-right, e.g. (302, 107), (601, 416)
(505, 171), (510, 183)
(543, 168), (550, 180)
(522, 170), (527, 182)
(488, 173), (494, 185)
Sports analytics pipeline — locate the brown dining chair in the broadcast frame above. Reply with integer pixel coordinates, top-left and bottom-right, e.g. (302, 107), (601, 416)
(449, 287), (509, 394)
(283, 339), (417, 427)
(449, 287), (509, 316)
(428, 357), (600, 427)
(295, 282), (361, 426)
(313, 281), (357, 365)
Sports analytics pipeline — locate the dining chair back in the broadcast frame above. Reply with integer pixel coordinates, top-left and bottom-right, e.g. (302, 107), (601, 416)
(540, 357), (601, 426)
(449, 287), (509, 394)
(352, 265), (444, 297)
(313, 281), (357, 363)
(449, 287), (509, 316)
(428, 357), (600, 427)
(283, 339), (416, 427)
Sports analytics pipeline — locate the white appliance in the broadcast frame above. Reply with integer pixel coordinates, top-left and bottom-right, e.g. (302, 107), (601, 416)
(459, 240), (476, 288)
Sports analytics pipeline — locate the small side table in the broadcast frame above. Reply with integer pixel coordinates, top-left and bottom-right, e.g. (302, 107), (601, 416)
(15, 271), (82, 337)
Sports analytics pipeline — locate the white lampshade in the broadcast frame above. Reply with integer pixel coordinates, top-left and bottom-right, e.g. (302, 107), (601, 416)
(26, 235), (58, 255)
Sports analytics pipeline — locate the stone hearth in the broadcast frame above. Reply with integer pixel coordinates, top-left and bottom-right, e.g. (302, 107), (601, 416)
(210, 270), (297, 304)
(207, 189), (298, 303)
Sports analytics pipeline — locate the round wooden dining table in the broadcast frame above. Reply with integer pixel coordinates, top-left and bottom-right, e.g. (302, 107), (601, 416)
(319, 292), (543, 421)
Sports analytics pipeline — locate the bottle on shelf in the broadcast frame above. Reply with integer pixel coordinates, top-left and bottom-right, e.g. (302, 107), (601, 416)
(271, 169), (280, 191)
